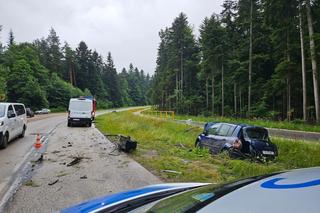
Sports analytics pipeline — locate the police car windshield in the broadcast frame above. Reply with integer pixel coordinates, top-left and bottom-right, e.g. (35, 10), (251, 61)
(243, 128), (268, 141)
(129, 175), (274, 213)
(0, 104), (5, 118)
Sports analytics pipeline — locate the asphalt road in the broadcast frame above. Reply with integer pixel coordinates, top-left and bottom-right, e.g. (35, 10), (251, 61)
(1, 108), (160, 213)
(0, 113), (66, 209)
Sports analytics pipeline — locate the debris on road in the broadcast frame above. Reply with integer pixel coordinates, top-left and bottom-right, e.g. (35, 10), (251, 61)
(80, 175), (87, 179)
(48, 179), (59, 186)
(66, 157), (83, 167)
(24, 180), (40, 187)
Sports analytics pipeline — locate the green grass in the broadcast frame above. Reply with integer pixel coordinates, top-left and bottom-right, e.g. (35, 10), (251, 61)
(142, 110), (320, 133)
(96, 110), (320, 183)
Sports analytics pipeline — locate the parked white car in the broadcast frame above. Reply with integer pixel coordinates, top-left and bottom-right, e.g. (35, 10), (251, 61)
(35, 108), (51, 114)
(0, 103), (27, 149)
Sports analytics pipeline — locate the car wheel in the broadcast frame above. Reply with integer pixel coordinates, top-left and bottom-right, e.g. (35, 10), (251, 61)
(0, 133), (8, 149)
(67, 122), (72, 127)
(195, 140), (202, 148)
(221, 148), (230, 156)
(88, 121), (92, 127)
(19, 126), (26, 138)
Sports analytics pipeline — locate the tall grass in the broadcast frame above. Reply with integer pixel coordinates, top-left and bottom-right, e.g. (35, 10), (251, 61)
(142, 110), (320, 133)
(96, 111), (320, 183)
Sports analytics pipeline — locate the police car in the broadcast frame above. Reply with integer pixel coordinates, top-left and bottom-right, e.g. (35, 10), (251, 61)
(60, 167), (320, 213)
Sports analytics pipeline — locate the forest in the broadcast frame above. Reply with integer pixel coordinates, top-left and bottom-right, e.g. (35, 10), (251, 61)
(150, 0), (320, 123)
(0, 0), (319, 123)
(0, 28), (151, 110)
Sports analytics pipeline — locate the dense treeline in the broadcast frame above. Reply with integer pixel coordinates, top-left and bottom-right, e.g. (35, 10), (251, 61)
(151, 0), (320, 122)
(0, 28), (151, 110)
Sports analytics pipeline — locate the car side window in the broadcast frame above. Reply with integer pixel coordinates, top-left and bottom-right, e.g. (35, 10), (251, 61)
(14, 105), (26, 116)
(226, 125), (236, 136)
(217, 124), (231, 136)
(208, 124), (221, 135)
(7, 105), (16, 118)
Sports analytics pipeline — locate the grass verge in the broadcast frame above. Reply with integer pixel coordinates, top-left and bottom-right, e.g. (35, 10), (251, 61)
(96, 110), (320, 183)
(142, 110), (320, 133)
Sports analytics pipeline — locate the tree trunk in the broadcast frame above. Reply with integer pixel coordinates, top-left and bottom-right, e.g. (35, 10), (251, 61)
(211, 70), (215, 116)
(180, 48), (183, 102)
(234, 83), (237, 116)
(287, 30), (291, 122)
(306, 0), (320, 123)
(69, 62), (73, 85)
(248, 0), (253, 117)
(299, 3), (307, 121)
(221, 58), (224, 116)
(239, 88), (242, 117)
(206, 77), (209, 110)
(72, 62), (76, 86)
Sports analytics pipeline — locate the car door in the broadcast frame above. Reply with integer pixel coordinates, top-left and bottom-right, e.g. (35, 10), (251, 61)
(6, 105), (17, 140)
(202, 123), (221, 150)
(214, 124), (232, 147)
(14, 104), (25, 134)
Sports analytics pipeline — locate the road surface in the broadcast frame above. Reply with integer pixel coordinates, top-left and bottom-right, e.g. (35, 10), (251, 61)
(0, 109), (160, 213)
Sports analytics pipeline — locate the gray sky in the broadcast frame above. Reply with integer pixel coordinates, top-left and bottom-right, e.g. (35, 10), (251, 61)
(0, 0), (223, 74)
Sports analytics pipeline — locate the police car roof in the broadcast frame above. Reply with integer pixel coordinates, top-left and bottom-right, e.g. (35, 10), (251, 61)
(199, 167), (320, 213)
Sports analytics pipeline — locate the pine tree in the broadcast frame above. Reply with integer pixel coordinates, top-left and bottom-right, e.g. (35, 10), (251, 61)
(8, 29), (14, 46)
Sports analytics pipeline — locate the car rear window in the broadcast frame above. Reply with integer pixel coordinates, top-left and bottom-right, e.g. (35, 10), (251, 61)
(243, 128), (269, 140)
(14, 104), (26, 116)
(0, 105), (5, 118)
(69, 101), (92, 111)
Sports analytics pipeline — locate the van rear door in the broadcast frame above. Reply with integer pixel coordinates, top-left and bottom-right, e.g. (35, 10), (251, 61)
(69, 100), (92, 119)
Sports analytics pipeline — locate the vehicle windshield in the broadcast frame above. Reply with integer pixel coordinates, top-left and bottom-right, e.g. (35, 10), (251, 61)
(243, 128), (269, 141)
(0, 105), (5, 118)
(129, 175), (273, 213)
(69, 101), (92, 111)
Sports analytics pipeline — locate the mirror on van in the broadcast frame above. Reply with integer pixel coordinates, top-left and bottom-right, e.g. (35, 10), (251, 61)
(8, 110), (16, 118)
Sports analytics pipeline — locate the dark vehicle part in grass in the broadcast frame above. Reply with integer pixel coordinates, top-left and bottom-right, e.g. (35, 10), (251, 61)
(105, 134), (137, 153)
(196, 122), (278, 162)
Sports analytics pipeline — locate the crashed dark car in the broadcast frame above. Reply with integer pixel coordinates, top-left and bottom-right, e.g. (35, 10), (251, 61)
(195, 122), (278, 161)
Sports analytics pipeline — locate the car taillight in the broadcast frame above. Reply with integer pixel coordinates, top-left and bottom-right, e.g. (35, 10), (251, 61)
(233, 139), (242, 150)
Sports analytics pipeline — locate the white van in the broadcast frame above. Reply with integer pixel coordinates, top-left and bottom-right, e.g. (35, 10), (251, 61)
(0, 103), (27, 149)
(68, 98), (93, 127)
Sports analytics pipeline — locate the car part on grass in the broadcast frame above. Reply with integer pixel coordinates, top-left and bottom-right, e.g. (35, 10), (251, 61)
(161, 170), (182, 175)
(104, 134), (137, 154)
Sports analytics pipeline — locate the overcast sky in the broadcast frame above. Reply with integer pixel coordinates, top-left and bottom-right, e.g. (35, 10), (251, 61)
(0, 0), (223, 74)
